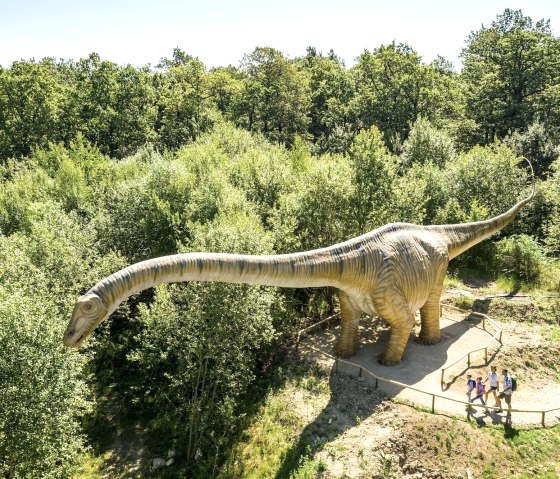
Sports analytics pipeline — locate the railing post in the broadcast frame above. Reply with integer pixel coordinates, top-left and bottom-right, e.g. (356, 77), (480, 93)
(440, 368), (445, 390)
(542, 411), (546, 427)
(499, 330), (503, 344)
(335, 357), (338, 373)
(375, 377), (379, 389)
(431, 395), (435, 414)
(358, 367), (362, 377)
(467, 352), (471, 368)
(484, 347), (488, 365)
(483, 316), (486, 331)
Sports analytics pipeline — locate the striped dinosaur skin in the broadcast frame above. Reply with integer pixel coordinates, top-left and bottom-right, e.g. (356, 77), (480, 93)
(63, 178), (533, 365)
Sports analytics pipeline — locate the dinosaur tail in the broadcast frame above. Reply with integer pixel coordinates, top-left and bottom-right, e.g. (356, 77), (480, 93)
(427, 158), (535, 260)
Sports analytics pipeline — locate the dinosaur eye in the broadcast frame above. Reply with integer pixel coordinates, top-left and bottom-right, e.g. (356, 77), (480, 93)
(84, 303), (92, 311)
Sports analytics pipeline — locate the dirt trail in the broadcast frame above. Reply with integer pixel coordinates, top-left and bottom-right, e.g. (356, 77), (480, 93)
(298, 292), (560, 427)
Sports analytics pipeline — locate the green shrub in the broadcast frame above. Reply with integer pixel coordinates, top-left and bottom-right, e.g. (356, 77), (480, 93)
(494, 234), (546, 283)
(401, 117), (456, 168)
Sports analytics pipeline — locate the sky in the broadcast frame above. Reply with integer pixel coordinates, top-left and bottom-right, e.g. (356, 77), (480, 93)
(1, 0), (559, 71)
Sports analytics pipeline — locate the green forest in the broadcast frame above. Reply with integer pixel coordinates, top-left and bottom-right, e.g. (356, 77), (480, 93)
(1, 8), (560, 478)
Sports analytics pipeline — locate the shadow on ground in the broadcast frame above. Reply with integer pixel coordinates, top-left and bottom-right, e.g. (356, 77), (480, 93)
(273, 367), (386, 479)
(277, 316), (475, 477)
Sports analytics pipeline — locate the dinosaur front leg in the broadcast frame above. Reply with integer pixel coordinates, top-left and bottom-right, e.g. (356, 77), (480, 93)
(336, 291), (362, 358)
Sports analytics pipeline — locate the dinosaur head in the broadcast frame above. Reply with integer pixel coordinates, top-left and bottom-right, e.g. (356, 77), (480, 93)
(63, 293), (108, 348)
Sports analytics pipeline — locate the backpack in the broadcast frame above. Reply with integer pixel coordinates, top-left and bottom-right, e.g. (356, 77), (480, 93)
(511, 375), (518, 392)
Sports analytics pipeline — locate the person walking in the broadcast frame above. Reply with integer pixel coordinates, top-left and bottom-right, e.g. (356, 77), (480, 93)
(466, 373), (476, 401)
(485, 365), (501, 410)
(470, 377), (490, 414)
(500, 369), (514, 420)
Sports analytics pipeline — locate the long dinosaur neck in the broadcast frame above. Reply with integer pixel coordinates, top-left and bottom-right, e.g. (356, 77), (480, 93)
(89, 250), (343, 314)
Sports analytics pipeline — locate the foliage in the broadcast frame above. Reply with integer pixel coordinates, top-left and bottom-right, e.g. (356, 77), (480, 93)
(0, 59), (65, 158)
(494, 234), (546, 282)
(237, 47), (311, 146)
(218, 364), (329, 479)
(351, 43), (459, 151)
(0, 287), (89, 479)
(401, 117), (456, 168)
(157, 53), (216, 149)
(461, 9), (560, 141)
(0, 11), (559, 477)
(543, 159), (560, 255)
(299, 48), (356, 154)
(437, 144), (527, 221)
(0, 197), (124, 478)
(348, 126), (398, 233)
(504, 121), (560, 178)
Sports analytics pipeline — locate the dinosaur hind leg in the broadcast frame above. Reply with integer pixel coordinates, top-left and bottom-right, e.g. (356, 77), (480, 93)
(336, 291), (362, 358)
(374, 291), (415, 366)
(418, 288), (442, 345)
(418, 263), (448, 345)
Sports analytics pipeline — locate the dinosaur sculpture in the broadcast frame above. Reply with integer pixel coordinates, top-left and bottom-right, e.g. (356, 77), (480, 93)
(63, 169), (534, 365)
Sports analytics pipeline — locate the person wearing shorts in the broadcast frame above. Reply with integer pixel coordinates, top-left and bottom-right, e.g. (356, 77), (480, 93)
(501, 369), (513, 412)
(485, 365), (501, 409)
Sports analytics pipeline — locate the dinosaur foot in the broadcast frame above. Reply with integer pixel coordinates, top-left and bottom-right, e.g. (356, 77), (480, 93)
(336, 346), (356, 359)
(377, 352), (401, 366)
(415, 335), (441, 345)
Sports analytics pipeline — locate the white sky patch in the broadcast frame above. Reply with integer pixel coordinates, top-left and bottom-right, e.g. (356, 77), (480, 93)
(0, 0), (558, 70)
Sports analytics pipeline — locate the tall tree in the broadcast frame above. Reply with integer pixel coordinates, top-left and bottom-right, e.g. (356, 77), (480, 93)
(351, 43), (459, 151)
(297, 47), (356, 153)
(237, 47), (311, 145)
(461, 9), (560, 141)
(0, 59), (64, 159)
(348, 126), (397, 233)
(157, 50), (215, 149)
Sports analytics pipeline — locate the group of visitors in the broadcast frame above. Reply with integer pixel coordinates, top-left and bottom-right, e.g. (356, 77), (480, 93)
(466, 365), (514, 415)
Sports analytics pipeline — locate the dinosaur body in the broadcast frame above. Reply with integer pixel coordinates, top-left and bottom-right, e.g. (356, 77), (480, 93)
(64, 179), (533, 365)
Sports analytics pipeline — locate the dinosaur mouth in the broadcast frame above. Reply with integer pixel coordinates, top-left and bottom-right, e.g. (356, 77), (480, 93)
(63, 333), (85, 348)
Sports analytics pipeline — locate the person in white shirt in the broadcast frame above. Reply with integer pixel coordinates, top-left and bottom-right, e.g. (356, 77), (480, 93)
(501, 368), (514, 417)
(485, 365), (501, 409)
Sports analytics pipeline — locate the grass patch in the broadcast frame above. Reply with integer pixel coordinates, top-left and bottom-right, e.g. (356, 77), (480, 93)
(506, 425), (560, 461)
(71, 454), (104, 479)
(542, 326), (560, 342)
(217, 363), (329, 479)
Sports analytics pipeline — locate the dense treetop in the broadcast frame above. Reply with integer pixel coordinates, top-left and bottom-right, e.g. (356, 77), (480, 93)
(0, 9), (559, 164)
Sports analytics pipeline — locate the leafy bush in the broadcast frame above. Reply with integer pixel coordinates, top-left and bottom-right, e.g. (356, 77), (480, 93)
(0, 290), (89, 479)
(505, 121), (560, 178)
(401, 117), (456, 168)
(494, 234), (546, 283)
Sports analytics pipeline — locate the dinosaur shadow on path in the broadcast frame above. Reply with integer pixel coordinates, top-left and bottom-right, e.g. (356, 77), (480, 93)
(277, 317), (470, 478)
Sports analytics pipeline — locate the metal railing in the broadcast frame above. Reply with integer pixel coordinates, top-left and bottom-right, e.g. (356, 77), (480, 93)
(295, 308), (560, 427)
